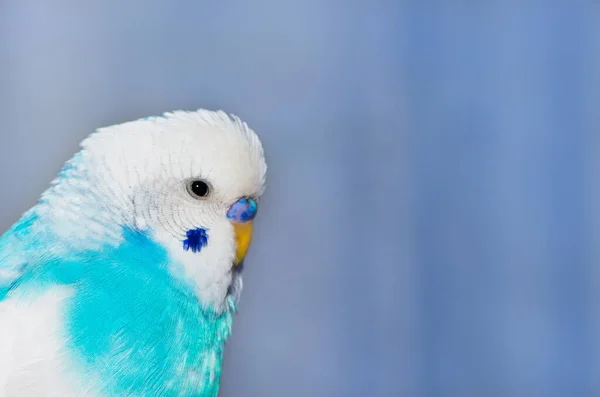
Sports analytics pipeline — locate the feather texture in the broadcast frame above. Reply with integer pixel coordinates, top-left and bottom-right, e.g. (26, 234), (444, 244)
(0, 109), (266, 396)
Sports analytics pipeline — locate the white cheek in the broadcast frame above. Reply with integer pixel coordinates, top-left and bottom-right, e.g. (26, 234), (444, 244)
(134, 178), (239, 311)
(151, 211), (237, 311)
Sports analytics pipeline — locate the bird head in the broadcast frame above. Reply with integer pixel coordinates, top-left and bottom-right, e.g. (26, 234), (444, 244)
(38, 109), (267, 311)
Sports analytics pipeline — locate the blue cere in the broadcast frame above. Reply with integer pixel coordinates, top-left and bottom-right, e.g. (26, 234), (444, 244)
(226, 197), (258, 223)
(183, 228), (209, 253)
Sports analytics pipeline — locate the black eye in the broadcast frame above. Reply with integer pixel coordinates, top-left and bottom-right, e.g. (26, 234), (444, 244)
(188, 180), (210, 198)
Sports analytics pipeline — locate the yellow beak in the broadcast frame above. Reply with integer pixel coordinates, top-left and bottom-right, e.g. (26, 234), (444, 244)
(232, 221), (254, 266)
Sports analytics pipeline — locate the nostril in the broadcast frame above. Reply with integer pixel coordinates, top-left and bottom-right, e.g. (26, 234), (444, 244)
(227, 197), (258, 223)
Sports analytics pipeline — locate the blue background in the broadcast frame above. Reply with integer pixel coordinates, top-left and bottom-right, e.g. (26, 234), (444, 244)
(1, 2), (599, 396)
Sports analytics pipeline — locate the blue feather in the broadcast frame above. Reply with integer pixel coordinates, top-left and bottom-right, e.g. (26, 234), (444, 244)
(0, 219), (233, 397)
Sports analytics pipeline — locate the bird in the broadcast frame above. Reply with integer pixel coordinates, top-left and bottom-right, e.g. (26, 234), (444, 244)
(0, 109), (267, 397)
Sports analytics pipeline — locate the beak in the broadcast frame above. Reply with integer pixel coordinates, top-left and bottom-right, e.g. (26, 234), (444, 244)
(227, 197), (258, 266)
(232, 221), (253, 266)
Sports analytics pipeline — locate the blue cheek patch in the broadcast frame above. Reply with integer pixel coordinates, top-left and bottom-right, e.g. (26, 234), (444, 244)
(183, 228), (209, 253)
(226, 197), (258, 223)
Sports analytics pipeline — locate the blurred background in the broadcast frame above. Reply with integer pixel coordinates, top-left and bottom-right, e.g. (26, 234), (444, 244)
(1, 1), (599, 396)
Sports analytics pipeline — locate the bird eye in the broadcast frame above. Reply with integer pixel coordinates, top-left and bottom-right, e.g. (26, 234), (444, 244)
(187, 180), (210, 198)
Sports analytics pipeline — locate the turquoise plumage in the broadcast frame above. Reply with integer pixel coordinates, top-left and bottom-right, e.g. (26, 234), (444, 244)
(0, 109), (267, 397)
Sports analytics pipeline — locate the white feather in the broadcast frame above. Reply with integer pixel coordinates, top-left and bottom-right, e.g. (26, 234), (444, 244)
(0, 287), (95, 397)
(31, 109), (267, 310)
(0, 109), (267, 395)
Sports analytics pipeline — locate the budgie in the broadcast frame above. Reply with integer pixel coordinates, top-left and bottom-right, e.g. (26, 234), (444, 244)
(0, 109), (267, 397)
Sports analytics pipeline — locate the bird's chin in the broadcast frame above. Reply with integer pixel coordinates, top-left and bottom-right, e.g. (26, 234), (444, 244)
(232, 259), (244, 274)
